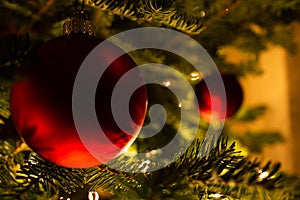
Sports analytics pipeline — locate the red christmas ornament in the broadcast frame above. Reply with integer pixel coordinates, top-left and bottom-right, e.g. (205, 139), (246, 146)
(10, 16), (147, 168)
(195, 73), (243, 121)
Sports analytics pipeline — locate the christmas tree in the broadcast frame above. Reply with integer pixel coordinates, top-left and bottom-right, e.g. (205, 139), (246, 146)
(1, 0), (300, 199)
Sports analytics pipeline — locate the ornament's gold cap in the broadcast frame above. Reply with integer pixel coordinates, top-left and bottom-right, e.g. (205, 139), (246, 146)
(63, 18), (96, 36)
(63, 10), (96, 36)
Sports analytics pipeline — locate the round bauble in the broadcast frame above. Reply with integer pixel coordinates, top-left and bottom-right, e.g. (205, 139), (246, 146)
(10, 33), (147, 168)
(195, 73), (243, 121)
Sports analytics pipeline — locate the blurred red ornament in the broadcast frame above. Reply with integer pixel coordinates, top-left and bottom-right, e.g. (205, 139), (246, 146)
(195, 73), (243, 121)
(10, 33), (147, 168)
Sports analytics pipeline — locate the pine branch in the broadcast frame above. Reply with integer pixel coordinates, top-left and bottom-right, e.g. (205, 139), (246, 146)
(15, 153), (87, 198)
(87, 166), (141, 193)
(87, 0), (207, 34)
(173, 138), (298, 199)
(233, 131), (284, 153)
(31, 0), (57, 23)
(202, 0), (242, 29)
(87, 0), (300, 41)
(0, 33), (32, 125)
(234, 106), (267, 121)
(176, 138), (284, 185)
(0, 141), (88, 200)
(0, 33), (30, 70)
(85, 137), (300, 199)
(0, 141), (30, 199)
(0, 81), (12, 124)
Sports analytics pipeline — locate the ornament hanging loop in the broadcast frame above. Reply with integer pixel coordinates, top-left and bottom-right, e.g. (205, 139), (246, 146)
(74, 0), (85, 12)
(72, 0), (88, 20)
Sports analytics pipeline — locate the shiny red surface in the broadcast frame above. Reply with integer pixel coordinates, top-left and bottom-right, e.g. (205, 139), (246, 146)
(10, 33), (147, 168)
(195, 74), (243, 122)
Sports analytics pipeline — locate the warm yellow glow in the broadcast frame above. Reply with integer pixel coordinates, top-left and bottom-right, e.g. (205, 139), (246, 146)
(190, 71), (200, 81)
(259, 171), (269, 179)
(88, 191), (99, 200)
(162, 80), (171, 87)
(209, 193), (223, 198)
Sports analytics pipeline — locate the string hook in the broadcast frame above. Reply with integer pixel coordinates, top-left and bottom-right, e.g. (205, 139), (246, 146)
(74, 0), (84, 11)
